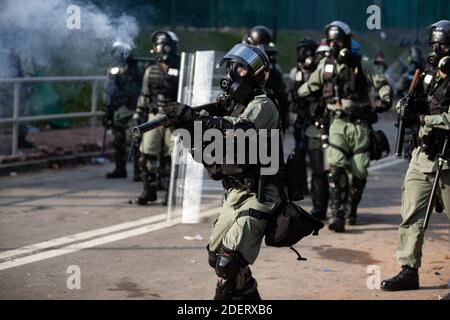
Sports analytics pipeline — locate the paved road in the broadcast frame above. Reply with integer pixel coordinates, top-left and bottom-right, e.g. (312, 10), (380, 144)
(0, 114), (449, 300)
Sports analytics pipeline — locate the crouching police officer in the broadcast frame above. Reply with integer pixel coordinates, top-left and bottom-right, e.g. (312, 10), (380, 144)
(298, 21), (392, 232)
(381, 20), (450, 291)
(103, 42), (142, 180)
(161, 44), (282, 300)
(133, 31), (180, 205)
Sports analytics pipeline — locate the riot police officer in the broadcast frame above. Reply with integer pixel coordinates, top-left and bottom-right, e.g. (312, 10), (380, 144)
(103, 42), (142, 180)
(381, 20), (450, 291)
(243, 26), (289, 131)
(288, 37), (329, 220)
(298, 21), (392, 232)
(161, 44), (281, 300)
(132, 31), (180, 205)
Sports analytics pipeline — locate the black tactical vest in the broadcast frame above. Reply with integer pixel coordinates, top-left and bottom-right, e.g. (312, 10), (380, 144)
(322, 57), (368, 104)
(426, 70), (450, 115)
(145, 55), (180, 108)
(104, 59), (142, 110)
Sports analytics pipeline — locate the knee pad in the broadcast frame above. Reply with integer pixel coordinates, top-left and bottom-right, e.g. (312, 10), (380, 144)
(138, 154), (148, 169)
(215, 247), (246, 280)
(328, 166), (347, 189)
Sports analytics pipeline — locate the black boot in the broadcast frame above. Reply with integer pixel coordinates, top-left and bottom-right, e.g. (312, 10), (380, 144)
(328, 212), (346, 232)
(345, 177), (367, 225)
(381, 266), (419, 291)
(106, 151), (127, 179)
(327, 166), (348, 232)
(106, 169), (127, 179)
(311, 172), (329, 220)
(136, 172), (157, 205)
(242, 272), (261, 300)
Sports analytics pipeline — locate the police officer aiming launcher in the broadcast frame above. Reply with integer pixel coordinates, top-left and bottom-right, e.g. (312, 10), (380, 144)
(133, 44), (282, 300)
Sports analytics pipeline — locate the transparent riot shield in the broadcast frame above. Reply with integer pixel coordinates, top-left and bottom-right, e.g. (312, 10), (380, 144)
(167, 50), (224, 223)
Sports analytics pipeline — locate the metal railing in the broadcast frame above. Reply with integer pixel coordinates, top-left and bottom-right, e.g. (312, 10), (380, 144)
(0, 76), (107, 156)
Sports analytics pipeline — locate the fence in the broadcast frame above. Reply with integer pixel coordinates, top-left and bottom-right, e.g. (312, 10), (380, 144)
(0, 76), (107, 156)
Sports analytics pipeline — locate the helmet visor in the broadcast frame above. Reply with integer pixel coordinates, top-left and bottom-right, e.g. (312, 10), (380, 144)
(429, 28), (450, 44)
(219, 44), (266, 75)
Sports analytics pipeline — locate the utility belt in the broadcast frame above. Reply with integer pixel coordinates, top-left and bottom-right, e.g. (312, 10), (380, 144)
(330, 104), (377, 124)
(418, 129), (450, 160)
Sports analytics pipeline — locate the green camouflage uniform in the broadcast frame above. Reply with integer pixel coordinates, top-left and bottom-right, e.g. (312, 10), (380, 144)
(134, 60), (179, 203)
(298, 56), (392, 226)
(396, 68), (450, 268)
(206, 94), (282, 297)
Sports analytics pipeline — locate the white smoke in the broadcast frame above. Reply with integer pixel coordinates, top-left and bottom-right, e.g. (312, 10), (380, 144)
(0, 0), (141, 77)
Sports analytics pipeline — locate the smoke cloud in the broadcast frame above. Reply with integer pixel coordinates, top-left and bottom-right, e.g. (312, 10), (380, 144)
(0, 0), (141, 77)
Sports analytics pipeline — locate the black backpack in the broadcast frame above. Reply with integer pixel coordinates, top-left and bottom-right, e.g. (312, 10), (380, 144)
(264, 201), (324, 260)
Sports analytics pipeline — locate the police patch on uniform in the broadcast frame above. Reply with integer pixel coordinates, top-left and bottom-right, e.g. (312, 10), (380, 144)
(424, 74), (433, 84)
(168, 68), (179, 76)
(295, 71), (303, 82)
(325, 64), (334, 73)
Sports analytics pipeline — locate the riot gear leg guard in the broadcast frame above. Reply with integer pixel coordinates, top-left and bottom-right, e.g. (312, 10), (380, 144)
(309, 149), (329, 220)
(213, 247), (256, 300)
(327, 166), (348, 232)
(136, 154), (157, 205)
(345, 177), (367, 225)
(106, 128), (127, 179)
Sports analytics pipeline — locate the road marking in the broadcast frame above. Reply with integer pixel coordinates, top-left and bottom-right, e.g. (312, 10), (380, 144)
(0, 155), (403, 271)
(0, 213), (167, 262)
(0, 207), (218, 272)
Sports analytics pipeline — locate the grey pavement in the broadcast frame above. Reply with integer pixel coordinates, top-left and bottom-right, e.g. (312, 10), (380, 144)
(0, 114), (449, 300)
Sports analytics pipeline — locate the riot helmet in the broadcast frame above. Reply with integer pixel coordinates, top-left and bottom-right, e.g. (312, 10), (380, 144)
(296, 37), (317, 69)
(324, 21), (352, 60)
(218, 44), (270, 105)
(150, 30), (179, 64)
(243, 25), (278, 58)
(427, 20), (450, 66)
(315, 38), (330, 62)
(112, 41), (133, 65)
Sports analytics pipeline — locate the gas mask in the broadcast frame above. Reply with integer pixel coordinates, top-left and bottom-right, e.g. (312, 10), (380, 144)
(297, 47), (315, 70)
(219, 63), (255, 105)
(328, 41), (345, 60)
(428, 43), (450, 66)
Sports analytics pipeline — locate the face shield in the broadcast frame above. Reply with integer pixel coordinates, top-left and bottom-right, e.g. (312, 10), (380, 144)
(428, 28), (450, 65)
(218, 44), (268, 77)
(218, 44), (269, 104)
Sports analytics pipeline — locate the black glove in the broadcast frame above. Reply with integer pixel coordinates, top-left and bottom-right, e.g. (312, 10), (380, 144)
(162, 102), (196, 127)
(376, 99), (392, 113)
